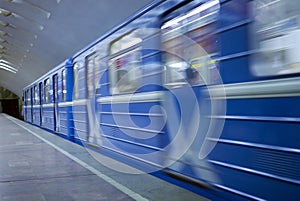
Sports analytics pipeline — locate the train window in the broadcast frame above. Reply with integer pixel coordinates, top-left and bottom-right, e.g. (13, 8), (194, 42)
(26, 88), (31, 105)
(33, 85), (38, 104)
(73, 62), (79, 100)
(109, 31), (142, 94)
(53, 74), (58, 102)
(110, 31), (142, 55)
(23, 91), (26, 106)
(94, 54), (102, 91)
(44, 78), (51, 103)
(86, 54), (96, 98)
(161, 0), (220, 88)
(86, 53), (102, 97)
(251, 0), (300, 76)
(39, 82), (42, 104)
(62, 69), (67, 101)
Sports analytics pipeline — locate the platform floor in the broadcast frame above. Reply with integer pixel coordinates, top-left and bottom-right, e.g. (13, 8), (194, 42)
(0, 114), (210, 201)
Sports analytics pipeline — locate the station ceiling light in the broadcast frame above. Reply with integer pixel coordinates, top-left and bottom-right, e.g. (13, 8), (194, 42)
(0, 8), (11, 17)
(0, 59), (18, 73)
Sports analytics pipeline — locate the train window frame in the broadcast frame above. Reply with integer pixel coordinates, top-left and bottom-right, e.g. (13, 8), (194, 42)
(33, 85), (38, 105)
(109, 30), (142, 95)
(161, 0), (220, 88)
(39, 82), (43, 105)
(26, 88), (31, 106)
(94, 54), (102, 95)
(251, 0), (300, 76)
(86, 52), (98, 98)
(61, 69), (67, 101)
(44, 78), (51, 103)
(23, 90), (26, 106)
(73, 62), (80, 100)
(53, 73), (58, 103)
(110, 30), (142, 55)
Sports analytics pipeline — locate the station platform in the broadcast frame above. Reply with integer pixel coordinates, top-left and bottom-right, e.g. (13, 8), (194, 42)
(0, 114), (210, 201)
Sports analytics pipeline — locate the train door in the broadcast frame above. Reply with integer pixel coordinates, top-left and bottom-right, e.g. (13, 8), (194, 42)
(25, 88), (31, 122)
(24, 89), (27, 121)
(23, 90), (26, 120)
(86, 53), (101, 145)
(39, 82), (43, 126)
(53, 74), (59, 132)
(33, 85), (39, 125)
(30, 87), (33, 123)
(161, 0), (223, 183)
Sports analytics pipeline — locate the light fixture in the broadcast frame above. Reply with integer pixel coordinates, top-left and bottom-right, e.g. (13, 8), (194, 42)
(0, 65), (16, 73)
(0, 39), (7, 43)
(0, 20), (9, 27)
(0, 51), (8, 55)
(0, 8), (12, 17)
(0, 62), (15, 69)
(0, 30), (8, 36)
(0, 20), (16, 29)
(0, 7), (46, 32)
(3, 37), (31, 50)
(0, 59), (13, 66)
(0, 59), (18, 73)
(7, 0), (51, 19)
(0, 59), (18, 68)
(0, 56), (19, 64)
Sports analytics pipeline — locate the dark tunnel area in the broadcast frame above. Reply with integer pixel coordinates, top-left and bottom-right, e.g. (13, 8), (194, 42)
(0, 87), (20, 119)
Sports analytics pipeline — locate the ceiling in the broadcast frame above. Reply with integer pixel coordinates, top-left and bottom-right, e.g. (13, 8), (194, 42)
(0, 0), (153, 98)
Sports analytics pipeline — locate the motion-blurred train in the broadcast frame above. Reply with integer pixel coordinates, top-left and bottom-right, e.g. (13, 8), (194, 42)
(23, 0), (300, 200)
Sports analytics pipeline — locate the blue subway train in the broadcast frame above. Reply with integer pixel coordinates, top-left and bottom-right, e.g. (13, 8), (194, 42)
(23, 0), (300, 200)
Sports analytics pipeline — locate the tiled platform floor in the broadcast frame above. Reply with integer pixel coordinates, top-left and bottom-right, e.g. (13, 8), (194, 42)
(0, 114), (210, 201)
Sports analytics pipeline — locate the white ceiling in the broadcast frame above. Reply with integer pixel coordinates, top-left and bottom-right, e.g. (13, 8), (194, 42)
(0, 0), (152, 97)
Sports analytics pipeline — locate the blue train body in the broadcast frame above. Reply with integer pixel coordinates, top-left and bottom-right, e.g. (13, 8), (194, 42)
(23, 0), (300, 200)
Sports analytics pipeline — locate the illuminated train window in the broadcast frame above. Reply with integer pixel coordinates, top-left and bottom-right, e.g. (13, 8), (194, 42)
(33, 85), (38, 104)
(26, 88), (31, 105)
(86, 54), (95, 98)
(251, 0), (300, 76)
(109, 30), (142, 94)
(62, 69), (67, 101)
(161, 0), (220, 88)
(85, 52), (102, 98)
(44, 78), (51, 103)
(94, 54), (102, 92)
(73, 62), (80, 100)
